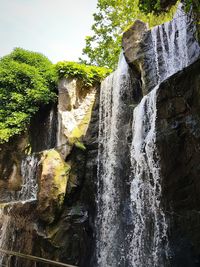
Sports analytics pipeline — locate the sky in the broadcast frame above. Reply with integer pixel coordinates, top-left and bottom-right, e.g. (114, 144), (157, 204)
(0, 0), (97, 63)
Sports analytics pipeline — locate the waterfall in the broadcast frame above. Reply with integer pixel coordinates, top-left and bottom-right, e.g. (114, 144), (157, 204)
(129, 4), (200, 266)
(129, 86), (169, 266)
(142, 4), (200, 91)
(17, 155), (38, 202)
(0, 155), (39, 204)
(96, 4), (200, 267)
(96, 53), (133, 267)
(0, 205), (14, 266)
(46, 105), (57, 150)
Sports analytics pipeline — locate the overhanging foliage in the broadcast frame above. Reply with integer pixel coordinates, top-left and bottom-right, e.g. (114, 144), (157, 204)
(55, 61), (111, 87)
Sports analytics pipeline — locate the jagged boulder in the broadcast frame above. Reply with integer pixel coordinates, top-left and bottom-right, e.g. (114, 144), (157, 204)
(122, 20), (148, 68)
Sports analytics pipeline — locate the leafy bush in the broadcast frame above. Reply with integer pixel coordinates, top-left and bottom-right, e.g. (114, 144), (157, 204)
(0, 48), (57, 144)
(55, 61), (111, 87)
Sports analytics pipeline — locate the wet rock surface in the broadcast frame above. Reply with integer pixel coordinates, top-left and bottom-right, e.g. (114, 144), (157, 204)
(157, 59), (200, 266)
(160, 0), (177, 10)
(29, 103), (57, 153)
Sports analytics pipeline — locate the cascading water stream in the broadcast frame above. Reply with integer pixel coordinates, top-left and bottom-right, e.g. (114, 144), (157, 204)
(129, 86), (169, 266)
(0, 207), (11, 266)
(96, 4), (200, 267)
(96, 53), (133, 267)
(19, 155), (38, 202)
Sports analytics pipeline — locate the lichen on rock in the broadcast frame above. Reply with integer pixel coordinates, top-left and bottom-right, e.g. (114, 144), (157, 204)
(57, 78), (96, 158)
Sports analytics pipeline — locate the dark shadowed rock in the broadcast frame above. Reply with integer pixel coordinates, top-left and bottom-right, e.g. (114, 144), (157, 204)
(157, 58), (200, 266)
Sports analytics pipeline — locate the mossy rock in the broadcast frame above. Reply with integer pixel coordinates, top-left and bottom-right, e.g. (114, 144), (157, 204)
(37, 149), (71, 223)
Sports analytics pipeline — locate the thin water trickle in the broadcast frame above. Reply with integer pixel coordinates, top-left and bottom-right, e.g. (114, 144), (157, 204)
(18, 155), (38, 202)
(0, 155), (38, 266)
(4, 155), (39, 203)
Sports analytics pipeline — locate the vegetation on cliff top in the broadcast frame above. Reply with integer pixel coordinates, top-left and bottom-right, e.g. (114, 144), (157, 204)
(0, 48), (57, 144)
(80, 0), (178, 69)
(55, 61), (111, 87)
(0, 48), (111, 144)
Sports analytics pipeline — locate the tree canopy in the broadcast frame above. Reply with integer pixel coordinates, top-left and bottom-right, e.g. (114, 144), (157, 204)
(79, 0), (188, 69)
(0, 48), (57, 144)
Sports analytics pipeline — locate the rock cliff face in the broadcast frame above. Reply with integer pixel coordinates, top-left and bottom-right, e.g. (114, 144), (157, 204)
(0, 78), (99, 267)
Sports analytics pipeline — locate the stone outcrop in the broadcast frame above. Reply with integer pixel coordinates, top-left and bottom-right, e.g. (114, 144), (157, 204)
(57, 78), (97, 159)
(122, 20), (148, 68)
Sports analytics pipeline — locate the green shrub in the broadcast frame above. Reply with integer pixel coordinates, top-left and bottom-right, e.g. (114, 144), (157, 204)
(0, 48), (57, 144)
(55, 61), (111, 87)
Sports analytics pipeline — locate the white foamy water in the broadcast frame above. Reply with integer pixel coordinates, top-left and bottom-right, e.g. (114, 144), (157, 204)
(129, 86), (169, 266)
(151, 4), (200, 86)
(19, 155), (38, 201)
(96, 53), (131, 267)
